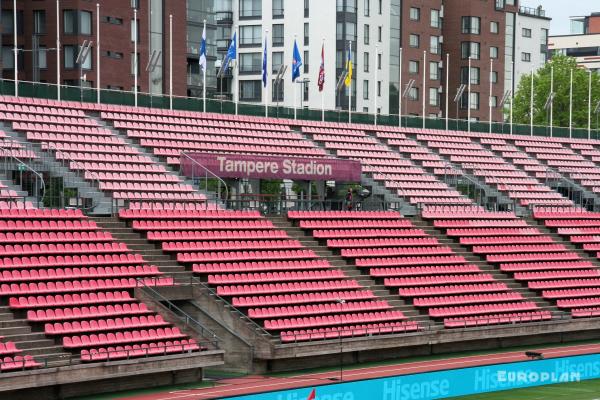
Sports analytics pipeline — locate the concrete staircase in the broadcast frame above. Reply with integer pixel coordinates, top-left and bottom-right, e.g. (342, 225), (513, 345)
(268, 215), (437, 325)
(410, 216), (567, 317)
(88, 216), (192, 283)
(0, 305), (73, 367)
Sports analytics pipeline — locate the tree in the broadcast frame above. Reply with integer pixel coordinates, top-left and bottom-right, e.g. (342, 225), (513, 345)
(513, 55), (600, 129)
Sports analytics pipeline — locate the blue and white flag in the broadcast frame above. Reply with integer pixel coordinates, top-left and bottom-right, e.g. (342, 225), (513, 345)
(223, 31), (237, 71)
(199, 24), (207, 72)
(292, 39), (302, 82)
(262, 35), (268, 87)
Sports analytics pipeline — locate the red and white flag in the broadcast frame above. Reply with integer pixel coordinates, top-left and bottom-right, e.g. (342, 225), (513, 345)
(307, 389), (316, 400)
(317, 44), (325, 92)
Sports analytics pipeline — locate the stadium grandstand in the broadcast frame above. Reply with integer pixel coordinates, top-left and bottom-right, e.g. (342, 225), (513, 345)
(1, 90), (600, 399)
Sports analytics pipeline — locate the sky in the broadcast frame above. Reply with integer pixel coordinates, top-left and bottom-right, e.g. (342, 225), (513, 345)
(520, 0), (599, 35)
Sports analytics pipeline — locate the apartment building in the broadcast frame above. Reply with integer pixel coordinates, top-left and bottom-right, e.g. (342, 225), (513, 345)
(549, 13), (600, 74)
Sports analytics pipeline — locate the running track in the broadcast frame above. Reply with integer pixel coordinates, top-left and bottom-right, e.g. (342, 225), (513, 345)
(122, 342), (600, 400)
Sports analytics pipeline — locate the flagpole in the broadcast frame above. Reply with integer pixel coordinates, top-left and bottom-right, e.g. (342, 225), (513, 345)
(203, 20), (207, 113)
(134, 8), (138, 107)
(56, 0), (61, 100)
(467, 56), (472, 133)
(96, 3), (100, 104)
(489, 58), (493, 134)
(530, 67), (533, 136)
(589, 69), (592, 140)
(569, 68), (573, 138)
(399, 47), (403, 127)
(235, 25), (239, 115)
(374, 44), (378, 125)
(13, 0), (17, 97)
(445, 53), (449, 131)
(550, 65), (553, 137)
(510, 60), (514, 135)
(294, 34), (297, 120)
(321, 37), (325, 122)
(264, 28), (269, 118)
(422, 50), (426, 129)
(348, 40), (352, 124)
(169, 14), (173, 110)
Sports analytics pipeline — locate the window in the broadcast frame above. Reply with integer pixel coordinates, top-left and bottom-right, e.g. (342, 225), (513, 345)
(409, 34), (420, 48)
(79, 44), (92, 69)
(303, 83), (309, 101)
(239, 53), (262, 73)
(64, 45), (76, 69)
(272, 78), (284, 101)
(304, 0), (309, 17)
(131, 19), (139, 42)
(490, 46), (498, 59)
(240, 25), (261, 46)
(490, 21), (499, 34)
(103, 16), (123, 25)
(461, 66), (480, 85)
(431, 9), (441, 29)
(470, 92), (479, 110)
(273, 0), (284, 18)
(103, 51), (124, 59)
(378, 0), (382, 14)
(430, 36), (441, 54)
(409, 7), (420, 21)
(130, 52), (139, 75)
(377, 53), (381, 69)
(363, 80), (369, 100)
(240, 0), (261, 18)
(377, 81), (381, 96)
(33, 10), (46, 34)
(461, 41), (480, 59)
(409, 60), (419, 74)
(430, 61), (439, 80)
(490, 96), (498, 107)
(364, 24), (370, 45)
(239, 80), (262, 101)
(272, 51), (283, 73)
(303, 50), (309, 74)
(521, 52), (531, 62)
(337, 22), (356, 41)
(364, 0), (370, 16)
(2, 47), (12, 69)
(495, 0), (505, 10)
(80, 10), (92, 35)
(522, 28), (531, 38)
(429, 87), (439, 106)
(491, 71), (498, 84)
(461, 16), (481, 34)
(272, 24), (284, 46)
(364, 52), (369, 72)
(304, 23), (309, 46)
(64, 10), (76, 34)
(408, 87), (419, 101)
(37, 46), (47, 69)
(378, 26), (382, 42)
(131, 0), (139, 8)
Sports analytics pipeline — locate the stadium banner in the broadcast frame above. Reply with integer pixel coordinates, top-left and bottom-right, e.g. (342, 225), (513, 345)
(181, 153), (362, 181)
(222, 353), (596, 400)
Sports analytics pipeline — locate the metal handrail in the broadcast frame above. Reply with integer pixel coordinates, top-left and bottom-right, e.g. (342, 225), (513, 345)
(44, 142), (101, 212)
(0, 140), (45, 207)
(136, 277), (221, 346)
(180, 152), (229, 204)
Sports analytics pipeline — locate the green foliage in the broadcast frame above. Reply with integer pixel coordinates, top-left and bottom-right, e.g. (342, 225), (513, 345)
(513, 55), (600, 128)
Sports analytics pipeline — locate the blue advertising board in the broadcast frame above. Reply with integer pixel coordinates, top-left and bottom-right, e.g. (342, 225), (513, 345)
(223, 353), (600, 400)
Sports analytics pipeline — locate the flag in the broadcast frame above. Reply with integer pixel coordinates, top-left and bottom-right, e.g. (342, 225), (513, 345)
(317, 43), (325, 92)
(223, 31), (237, 71)
(262, 35), (268, 88)
(292, 39), (302, 82)
(306, 389), (316, 400)
(199, 24), (207, 72)
(344, 43), (353, 87)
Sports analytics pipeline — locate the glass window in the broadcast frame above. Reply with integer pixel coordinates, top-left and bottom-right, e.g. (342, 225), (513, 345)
(80, 44), (92, 69)
(470, 92), (479, 110)
(2, 47), (13, 68)
(80, 10), (92, 35)
(377, 81), (381, 96)
(64, 45), (76, 69)
(239, 0), (261, 18)
(430, 36), (440, 54)
(364, 52), (369, 72)
(377, 53), (381, 69)
(409, 34), (419, 48)
(64, 10), (76, 34)
(304, 50), (309, 74)
(378, 26), (382, 42)
(240, 25), (261, 46)
(461, 16), (480, 35)
(461, 66), (480, 85)
(490, 96), (498, 107)
(409, 60), (419, 74)
(363, 80), (369, 100)
(272, 51), (283, 73)
(38, 46), (47, 69)
(378, 0), (382, 14)
(522, 52), (531, 62)
(430, 61), (439, 80)
(130, 53), (139, 75)
(490, 21), (499, 34)
(408, 87), (419, 101)
(273, 0), (284, 18)
(364, 0), (370, 16)
(491, 71), (498, 84)
(461, 41), (480, 59)
(272, 78), (284, 101)
(429, 87), (439, 106)
(409, 7), (420, 21)
(490, 46), (498, 59)
(431, 9), (441, 29)
(272, 24), (284, 46)
(131, 19), (139, 42)
(33, 10), (46, 35)
(239, 52), (262, 73)
(522, 28), (531, 38)
(304, 0), (309, 17)
(239, 80), (262, 101)
(364, 24), (370, 45)
(304, 23), (309, 46)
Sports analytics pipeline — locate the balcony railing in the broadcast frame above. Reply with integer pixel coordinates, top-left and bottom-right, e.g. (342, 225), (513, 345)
(519, 6), (546, 17)
(216, 11), (233, 24)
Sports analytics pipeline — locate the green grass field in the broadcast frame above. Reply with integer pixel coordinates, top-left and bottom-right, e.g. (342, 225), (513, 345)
(451, 378), (600, 399)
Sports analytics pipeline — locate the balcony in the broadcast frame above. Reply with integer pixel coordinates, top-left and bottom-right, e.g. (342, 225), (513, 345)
(216, 11), (233, 24)
(519, 6), (546, 18)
